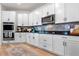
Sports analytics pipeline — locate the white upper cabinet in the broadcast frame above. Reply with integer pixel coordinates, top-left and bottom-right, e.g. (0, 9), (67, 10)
(42, 5), (48, 17)
(17, 13), (28, 26)
(65, 3), (79, 22)
(42, 3), (55, 17)
(46, 3), (55, 15)
(28, 3), (55, 26)
(55, 3), (79, 23)
(2, 11), (16, 22)
(29, 8), (42, 26)
(33, 8), (43, 25)
(22, 14), (29, 26)
(32, 11), (38, 26)
(55, 3), (65, 23)
(9, 12), (16, 22)
(17, 14), (23, 26)
(2, 11), (9, 22)
(28, 12), (34, 26)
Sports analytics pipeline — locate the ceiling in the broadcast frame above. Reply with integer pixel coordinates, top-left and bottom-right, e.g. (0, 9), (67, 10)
(1, 3), (47, 11)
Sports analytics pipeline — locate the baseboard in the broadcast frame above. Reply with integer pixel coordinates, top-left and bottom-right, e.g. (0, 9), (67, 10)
(2, 42), (26, 45)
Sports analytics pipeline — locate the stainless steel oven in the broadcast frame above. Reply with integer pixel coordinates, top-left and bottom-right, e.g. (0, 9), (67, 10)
(3, 22), (14, 41)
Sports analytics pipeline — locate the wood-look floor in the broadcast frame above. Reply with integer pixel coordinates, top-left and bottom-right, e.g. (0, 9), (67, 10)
(0, 43), (56, 56)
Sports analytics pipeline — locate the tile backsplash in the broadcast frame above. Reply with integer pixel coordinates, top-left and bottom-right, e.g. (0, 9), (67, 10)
(16, 22), (79, 36)
(33, 22), (79, 36)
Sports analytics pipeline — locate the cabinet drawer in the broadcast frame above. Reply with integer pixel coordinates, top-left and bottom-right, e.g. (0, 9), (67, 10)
(15, 33), (21, 37)
(39, 39), (47, 42)
(39, 38), (52, 44)
(39, 42), (52, 51)
(39, 42), (48, 49)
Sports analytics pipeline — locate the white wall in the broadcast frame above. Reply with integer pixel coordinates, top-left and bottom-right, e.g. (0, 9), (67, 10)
(0, 4), (2, 45)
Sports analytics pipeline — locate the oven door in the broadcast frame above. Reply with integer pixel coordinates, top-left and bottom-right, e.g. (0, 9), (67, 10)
(3, 25), (14, 30)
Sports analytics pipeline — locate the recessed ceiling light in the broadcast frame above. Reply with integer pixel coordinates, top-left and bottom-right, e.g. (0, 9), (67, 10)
(35, 11), (40, 15)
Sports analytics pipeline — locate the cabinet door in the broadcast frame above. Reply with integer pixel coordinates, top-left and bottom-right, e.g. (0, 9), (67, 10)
(9, 12), (16, 22)
(15, 33), (22, 42)
(32, 11), (40, 26)
(17, 14), (23, 26)
(35, 8), (42, 25)
(32, 33), (39, 46)
(42, 5), (49, 17)
(53, 35), (64, 55)
(28, 13), (34, 26)
(2, 11), (16, 22)
(47, 35), (53, 51)
(42, 4), (55, 17)
(2, 11), (9, 22)
(65, 40), (79, 56)
(26, 33), (30, 43)
(33, 12), (37, 26)
(39, 34), (53, 51)
(28, 33), (34, 44)
(46, 3), (55, 15)
(65, 36), (79, 56)
(21, 33), (26, 42)
(65, 3), (79, 22)
(22, 14), (29, 26)
(55, 3), (65, 23)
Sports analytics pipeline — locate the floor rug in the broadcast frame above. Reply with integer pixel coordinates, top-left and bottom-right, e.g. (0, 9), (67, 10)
(6, 47), (38, 56)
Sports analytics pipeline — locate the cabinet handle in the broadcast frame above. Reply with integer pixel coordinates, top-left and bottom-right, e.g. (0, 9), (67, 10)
(43, 45), (47, 47)
(64, 17), (67, 21)
(22, 24), (23, 26)
(19, 36), (21, 37)
(63, 41), (67, 46)
(44, 40), (47, 41)
(63, 41), (64, 46)
(36, 22), (38, 24)
(47, 12), (49, 15)
(64, 42), (67, 46)
(8, 18), (10, 21)
(33, 37), (35, 39)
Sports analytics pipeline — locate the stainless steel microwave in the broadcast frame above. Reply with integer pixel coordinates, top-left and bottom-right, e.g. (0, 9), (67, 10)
(42, 14), (55, 25)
